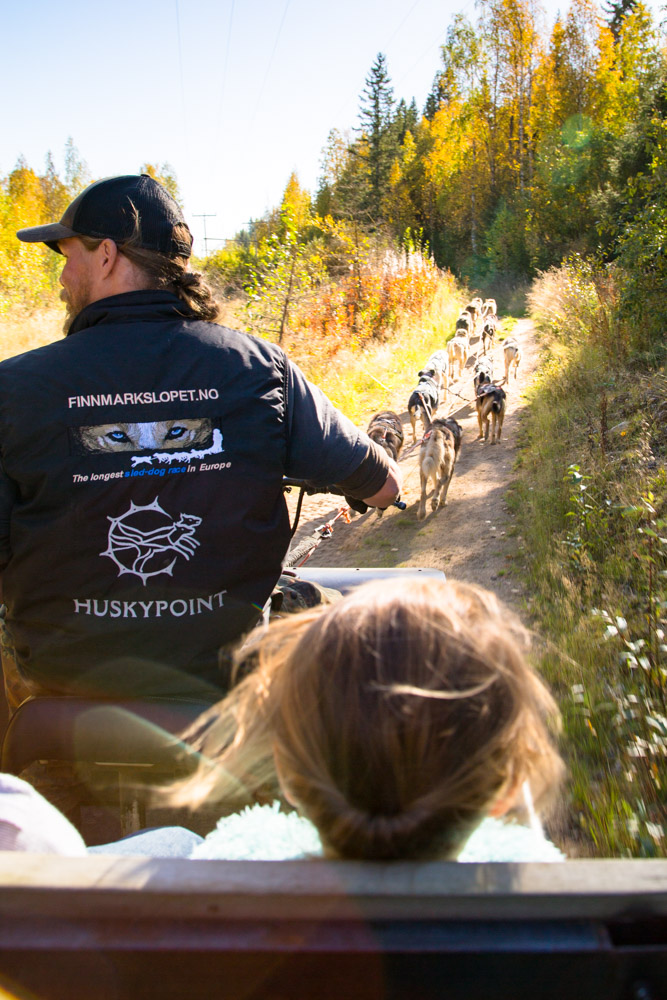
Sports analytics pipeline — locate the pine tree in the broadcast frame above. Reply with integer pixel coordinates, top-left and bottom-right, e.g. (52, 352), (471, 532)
(603, 0), (639, 42)
(393, 98), (420, 145)
(358, 52), (396, 220)
(424, 75), (447, 120)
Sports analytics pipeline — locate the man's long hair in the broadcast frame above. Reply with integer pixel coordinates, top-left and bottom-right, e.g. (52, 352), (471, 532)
(79, 221), (220, 322)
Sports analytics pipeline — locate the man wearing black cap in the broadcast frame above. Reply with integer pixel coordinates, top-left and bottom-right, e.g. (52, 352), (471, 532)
(0, 174), (400, 709)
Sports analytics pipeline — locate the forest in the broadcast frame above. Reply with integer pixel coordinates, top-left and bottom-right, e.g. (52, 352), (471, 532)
(199, 0), (666, 357)
(2, 0), (665, 352)
(1, 0), (667, 858)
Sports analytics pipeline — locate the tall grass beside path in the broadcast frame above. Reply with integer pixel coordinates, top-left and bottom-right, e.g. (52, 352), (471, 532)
(510, 260), (667, 858)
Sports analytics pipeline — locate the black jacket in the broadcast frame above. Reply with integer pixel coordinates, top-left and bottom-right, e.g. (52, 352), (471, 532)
(0, 292), (380, 699)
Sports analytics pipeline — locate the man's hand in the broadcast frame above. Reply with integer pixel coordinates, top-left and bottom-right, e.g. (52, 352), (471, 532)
(360, 459), (402, 509)
(345, 496), (369, 514)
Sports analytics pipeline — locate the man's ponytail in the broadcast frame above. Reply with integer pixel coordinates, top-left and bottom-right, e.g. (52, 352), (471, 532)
(167, 265), (220, 322)
(116, 223), (221, 322)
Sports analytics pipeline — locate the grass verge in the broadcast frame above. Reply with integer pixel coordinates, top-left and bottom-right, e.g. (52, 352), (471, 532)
(512, 261), (667, 857)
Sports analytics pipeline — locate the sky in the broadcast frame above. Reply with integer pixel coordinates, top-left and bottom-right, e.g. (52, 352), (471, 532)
(3, 0), (664, 256)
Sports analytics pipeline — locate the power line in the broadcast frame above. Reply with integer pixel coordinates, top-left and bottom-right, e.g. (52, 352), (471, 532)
(393, 27), (450, 92)
(212, 0), (236, 163)
(331, 4), (436, 130)
(394, 0), (478, 95)
(251, 0), (291, 126)
(174, 0), (188, 150)
(381, 0), (424, 50)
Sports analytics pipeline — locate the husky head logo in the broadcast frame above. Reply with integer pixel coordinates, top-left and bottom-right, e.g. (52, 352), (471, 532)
(102, 497), (202, 585)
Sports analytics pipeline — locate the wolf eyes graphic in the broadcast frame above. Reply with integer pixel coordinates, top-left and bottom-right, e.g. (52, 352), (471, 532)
(77, 419), (213, 453)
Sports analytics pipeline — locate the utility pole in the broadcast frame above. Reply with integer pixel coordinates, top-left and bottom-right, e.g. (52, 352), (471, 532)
(192, 213), (217, 256)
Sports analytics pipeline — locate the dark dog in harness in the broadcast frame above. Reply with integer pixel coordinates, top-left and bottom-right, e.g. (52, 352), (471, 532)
(366, 410), (404, 463)
(366, 410), (404, 518)
(407, 370), (442, 443)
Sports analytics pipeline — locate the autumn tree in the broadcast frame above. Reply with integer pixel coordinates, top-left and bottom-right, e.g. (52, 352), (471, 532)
(614, 99), (667, 348)
(478, 0), (541, 195)
(314, 129), (351, 217)
(0, 158), (52, 309)
(198, 0), (667, 298)
(0, 143), (188, 312)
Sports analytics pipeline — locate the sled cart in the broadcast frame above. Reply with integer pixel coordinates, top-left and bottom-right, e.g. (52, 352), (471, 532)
(0, 483), (665, 999)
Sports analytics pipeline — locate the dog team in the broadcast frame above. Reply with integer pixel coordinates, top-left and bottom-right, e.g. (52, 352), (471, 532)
(366, 296), (522, 521)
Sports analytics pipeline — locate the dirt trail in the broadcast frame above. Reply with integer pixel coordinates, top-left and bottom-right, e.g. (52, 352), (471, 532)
(287, 318), (538, 618)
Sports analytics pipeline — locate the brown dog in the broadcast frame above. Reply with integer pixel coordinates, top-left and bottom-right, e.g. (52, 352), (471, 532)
(366, 410), (404, 462)
(417, 417), (463, 520)
(476, 384), (506, 444)
(447, 333), (469, 380)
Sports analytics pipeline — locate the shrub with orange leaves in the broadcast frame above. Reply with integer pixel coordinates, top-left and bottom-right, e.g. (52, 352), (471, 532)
(284, 244), (442, 371)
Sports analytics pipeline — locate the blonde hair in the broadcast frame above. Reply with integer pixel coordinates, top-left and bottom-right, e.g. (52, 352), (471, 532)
(178, 578), (564, 860)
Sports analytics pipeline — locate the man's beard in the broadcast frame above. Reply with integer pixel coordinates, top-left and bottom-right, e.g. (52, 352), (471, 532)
(60, 283), (91, 335)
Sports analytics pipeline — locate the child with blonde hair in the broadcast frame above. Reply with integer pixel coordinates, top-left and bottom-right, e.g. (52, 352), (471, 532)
(182, 577), (565, 862)
(0, 578), (565, 860)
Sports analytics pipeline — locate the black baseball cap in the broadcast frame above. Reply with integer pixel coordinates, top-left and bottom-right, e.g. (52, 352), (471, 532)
(16, 174), (193, 258)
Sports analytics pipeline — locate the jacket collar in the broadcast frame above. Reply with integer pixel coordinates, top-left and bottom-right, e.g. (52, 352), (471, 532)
(67, 291), (195, 337)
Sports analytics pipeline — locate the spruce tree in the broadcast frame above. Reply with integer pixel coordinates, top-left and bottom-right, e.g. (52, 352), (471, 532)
(603, 0), (639, 42)
(358, 52), (396, 221)
(394, 98), (420, 144)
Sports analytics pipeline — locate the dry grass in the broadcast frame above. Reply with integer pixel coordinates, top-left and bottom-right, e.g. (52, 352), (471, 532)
(215, 296), (246, 330)
(527, 261), (599, 341)
(0, 305), (64, 362)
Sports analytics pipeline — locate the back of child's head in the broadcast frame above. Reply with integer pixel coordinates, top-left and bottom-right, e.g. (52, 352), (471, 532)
(182, 578), (563, 860)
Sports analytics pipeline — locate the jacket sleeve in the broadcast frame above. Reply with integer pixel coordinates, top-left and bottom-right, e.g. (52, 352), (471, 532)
(284, 359), (380, 485)
(0, 457), (17, 569)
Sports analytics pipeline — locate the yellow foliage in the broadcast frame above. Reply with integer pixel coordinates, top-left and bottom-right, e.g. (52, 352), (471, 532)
(0, 165), (57, 313)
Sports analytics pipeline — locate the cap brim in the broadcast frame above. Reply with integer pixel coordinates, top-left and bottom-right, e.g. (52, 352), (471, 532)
(16, 223), (79, 254)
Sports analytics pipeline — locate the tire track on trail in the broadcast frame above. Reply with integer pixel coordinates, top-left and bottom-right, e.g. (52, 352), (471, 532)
(286, 318), (539, 619)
